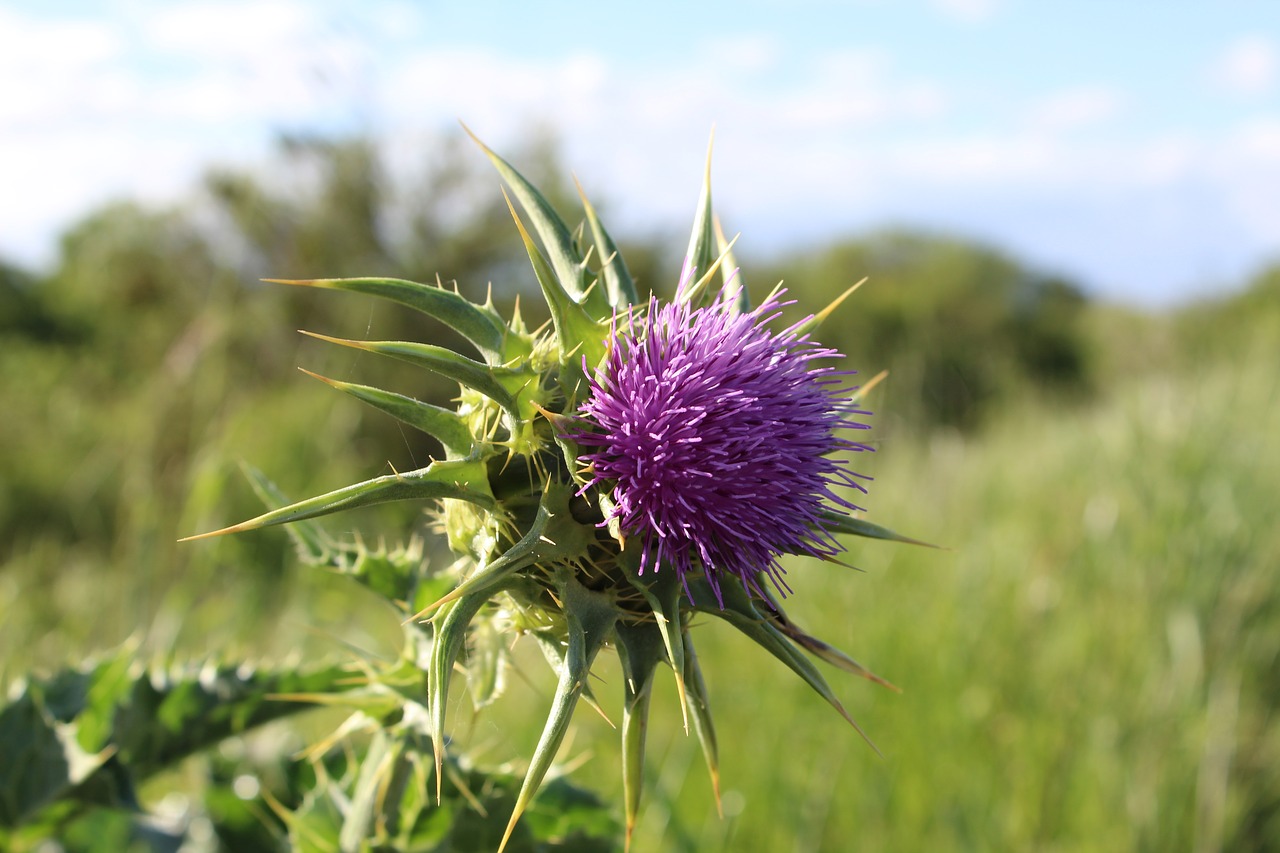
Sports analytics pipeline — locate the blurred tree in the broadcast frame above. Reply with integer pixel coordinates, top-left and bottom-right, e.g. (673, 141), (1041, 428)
(1175, 260), (1280, 361)
(756, 230), (1094, 431)
(0, 260), (71, 342)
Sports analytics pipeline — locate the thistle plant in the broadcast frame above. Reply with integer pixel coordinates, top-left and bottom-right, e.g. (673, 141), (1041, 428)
(185, 129), (918, 851)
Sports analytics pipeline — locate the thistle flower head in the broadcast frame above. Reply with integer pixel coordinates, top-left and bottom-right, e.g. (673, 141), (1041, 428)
(573, 267), (872, 605)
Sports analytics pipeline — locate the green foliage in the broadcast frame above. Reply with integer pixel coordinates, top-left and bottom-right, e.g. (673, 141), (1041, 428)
(0, 647), (351, 840)
(273, 739), (618, 853)
(1174, 261), (1280, 362)
(0, 261), (70, 341)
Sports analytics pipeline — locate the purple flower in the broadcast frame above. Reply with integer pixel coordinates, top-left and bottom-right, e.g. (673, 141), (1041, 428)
(572, 269), (873, 606)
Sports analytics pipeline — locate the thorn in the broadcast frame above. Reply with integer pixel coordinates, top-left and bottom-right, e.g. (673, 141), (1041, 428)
(497, 816), (519, 853)
(710, 766), (723, 818)
(258, 785), (292, 824)
(404, 577), (474, 623)
(586, 697), (617, 729)
(530, 401), (565, 426)
(851, 369), (888, 402)
(673, 671), (690, 733)
(808, 278), (868, 331)
(178, 521), (252, 542)
(818, 553), (865, 572)
(297, 366), (336, 386)
(458, 119), (487, 153)
(444, 761), (487, 816)
(687, 233), (742, 302)
(298, 329), (371, 350)
(433, 737), (445, 805)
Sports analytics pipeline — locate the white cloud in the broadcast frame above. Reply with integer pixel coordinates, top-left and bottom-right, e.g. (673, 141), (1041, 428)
(888, 133), (1056, 185)
(0, 3), (350, 267)
(0, 9), (126, 123)
(704, 35), (782, 75)
(1026, 86), (1125, 133)
(145, 1), (318, 58)
(141, 0), (371, 123)
(1133, 135), (1201, 187)
(1211, 35), (1277, 97)
(1215, 118), (1280, 242)
(0, 8), (122, 73)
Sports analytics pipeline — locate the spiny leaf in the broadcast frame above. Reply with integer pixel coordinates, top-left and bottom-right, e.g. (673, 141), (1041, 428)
(622, 563), (689, 727)
(526, 627), (609, 725)
(266, 276), (512, 364)
(428, 589), (500, 804)
(614, 619), (667, 849)
(679, 230), (741, 306)
(299, 369), (475, 460)
(0, 683), (113, 828)
(691, 578), (879, 754)
(116, 662), (360, 775)
(498, 572), (618, 853)
(461, 124), (612, 319)
(714, 213), (749, 313)
(0, 653), (355, 830)
(820, 509), (938, 548)
(241, 463), (333, 564)
(757, 591), (899, 691)
(464, 617), (508, 712)
(299, 331), (521, 416)
(678, 130), (717, 307)
(576, 176), (639, 309)
(180, 459), (494, 541)
(340, 729), (407, 851)
(501, 190), (608, 379)
(246, 469), (443, 611)
(680, 630), (721, 811)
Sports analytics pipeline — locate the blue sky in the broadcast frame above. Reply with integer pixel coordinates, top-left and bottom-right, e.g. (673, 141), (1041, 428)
(4, 1), (1279, 303)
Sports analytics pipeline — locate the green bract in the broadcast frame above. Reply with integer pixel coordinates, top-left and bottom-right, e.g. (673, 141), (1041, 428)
(188, 130), (917, 851)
